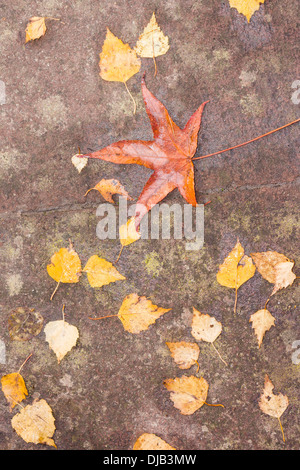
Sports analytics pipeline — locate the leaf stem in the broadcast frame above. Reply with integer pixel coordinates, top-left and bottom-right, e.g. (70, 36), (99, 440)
(50, 280), (60, 301)
(211, 343), (228, 366)
(18, 353), (33, 374)
(124, 81), (137, 114)
(192, 118), (300, 161)
(278, 417), (285, 443)
(204, 401), (224, 408)
(115, 245), (124, 264)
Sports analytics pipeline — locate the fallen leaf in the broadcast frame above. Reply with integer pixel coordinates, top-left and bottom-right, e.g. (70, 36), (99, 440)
(71, 154), (88, 173)
(135, 13), (169, 76)
(47, 241), (81, 300)
(249, 309), (275, 348)
(228, 0), (265, 22)
(133, 433), (175, 450)
(11, 399), (56, 448)
(163, 375), (209, 415)
(166, 341), (200, 369)
(8, 307), (44, 341)
(119, 217), (141, 246)
(99, 28), (141, 113)
(80, 74), (208, 227)
(118, 293), (171, 334)
(251, 251), (296, 295)
(259, 375), (289, 442)
(44, 320), (79, 363)
(191, 308), (227, 366)
(217, 239), (256, 313)
(25, 17), (46, 43)
(83, 255), (125, 288)
(85, 178), (133, 203)
(1, 373), (28, 411)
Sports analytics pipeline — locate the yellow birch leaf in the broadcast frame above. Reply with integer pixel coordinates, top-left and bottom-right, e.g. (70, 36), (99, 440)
(163, 375), (209, 415)
(100, 29), (141, 83)
(83, 255), (125, 288)
(166, 341), (200, 369)
(228, 0), (265, 22)
(251, 251), (296, 295)
(259, 375), (289, 442)
(44, 320), (79, 363)
(11, 399), (56, 448)
(71, 154), (88, 173)
(47, 242), (81, 284)
(118, 293), (171, 334)
(135, 13), (169, 75)
(85, 178), (133, 204)
(25, 17), (46, 43)
(1, 372), (28, 411)
(119, 217), (141, 246)
(133, 433), (176, 450)
(249, 309), (275, 348)
(191, 309), (222, 343)
(217, 240), (256, 289)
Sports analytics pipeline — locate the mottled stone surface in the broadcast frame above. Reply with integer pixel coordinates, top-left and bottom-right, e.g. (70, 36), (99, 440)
(0, 0), (299, 450)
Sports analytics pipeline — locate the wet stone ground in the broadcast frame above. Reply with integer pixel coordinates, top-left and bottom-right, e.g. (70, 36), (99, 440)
(0, 0), (299, 450)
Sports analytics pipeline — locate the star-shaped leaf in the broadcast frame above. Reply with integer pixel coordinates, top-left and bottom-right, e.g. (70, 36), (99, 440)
(80, 74), (208, 227)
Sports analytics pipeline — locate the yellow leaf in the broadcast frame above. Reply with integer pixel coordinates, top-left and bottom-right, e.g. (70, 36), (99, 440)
(1, 372), (28, 411)
(85, 178), (133, 204)
(217, 240), (256, 289)
(47, 242), (81, 284)
(99, 28), (141, 83)
(251, 251), (296, 295)
(133, 433), (176, 450)
(25, 17), (46, 43)
(135, 13), (169, 66)
(259, 375), (289, 442)
(249, 309), (275, 348)
(119, 217), (141, 246)
(71, 154), (88, 173)
(44, 320), (79, 363)
(163, 375), (209, 415)
(118, 293), (171, 334)
(83, 255), (125, 288)
(166, 341), (200, 369)
(228, 0), (265, 22)
(191, 309), (222, 343)
(11, 399), (56, 448)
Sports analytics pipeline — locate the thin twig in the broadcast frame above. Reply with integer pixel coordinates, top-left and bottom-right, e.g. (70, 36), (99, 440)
(204, 401), (224, 408)
(115, 245), (124, 264)
(211, 343), (228, 366)
(278, 417), (285, 443)
(18, 353), (33, 374)
(50, 280), (60, 301)
(124, 81), (137, 114)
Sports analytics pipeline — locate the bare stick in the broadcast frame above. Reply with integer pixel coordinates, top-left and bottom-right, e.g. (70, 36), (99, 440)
(115, 245), (124, 264)
(124, 81), (137, 114)
(50, 281), (60, 301)
(204, 401), (224, 408)
(17, 353), (33, 374)
(278, 417), (285, 443)
(211, 343), (228, 367)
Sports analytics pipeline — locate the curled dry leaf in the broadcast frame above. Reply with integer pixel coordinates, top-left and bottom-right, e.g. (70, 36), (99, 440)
(8, 307), (43, 341)
(163, 375), (209, 415)
(25, 17), (46, 43)
(118, 293), (171, 334)
(166, 341), (200, 369)
(83, 255), (125, 288)
(249, 309), (275, 348)
(229, 0), (265, 22)
(133, 433), (175, 450)
(44, 320), (79, 363)
(11, 399), (56, 448)
(1, 372), (28, 411)
(71, 154), (88, 173)
(85, 178), (133, 203)
(250, 251), (296, 295)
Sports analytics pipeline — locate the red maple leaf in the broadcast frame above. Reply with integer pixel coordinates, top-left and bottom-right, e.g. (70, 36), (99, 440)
(81, 74), (208, 227)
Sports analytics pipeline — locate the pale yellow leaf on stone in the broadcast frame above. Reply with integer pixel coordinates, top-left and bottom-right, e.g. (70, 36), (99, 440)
(229, 0), (265, 22)
(163, 375), (209, 415)
(133, 433), (176, 450)
(249, 309), (275, 348)
(135, 13), (170, 58)
(166, 341), (200, 369)
(259, 375), (289, 419)
(217, 240), (256, 289)
(44, 320), (79, 363)
(11, 399), (56, 448)
(71, 154), (88, 173)
(191, 308), (222, 343)
(251, 251), (296, 295)
(118, 293), (171, 334)
(83, 255), (125, 288)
